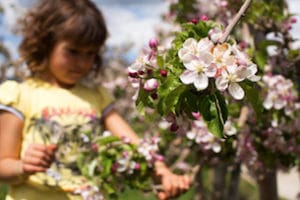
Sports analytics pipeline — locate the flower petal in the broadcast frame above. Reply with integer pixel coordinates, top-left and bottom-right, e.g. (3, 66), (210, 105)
(228, 82), (244, 100)
(215, 76), (228, 91)
(194, 73), (209, 90)
(180, 70), (198, 84)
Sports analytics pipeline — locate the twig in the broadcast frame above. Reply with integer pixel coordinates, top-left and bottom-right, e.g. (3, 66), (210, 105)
(237, 106), (249, 127)
(170, 148), (190, 170)
(219, 0), (252, 43)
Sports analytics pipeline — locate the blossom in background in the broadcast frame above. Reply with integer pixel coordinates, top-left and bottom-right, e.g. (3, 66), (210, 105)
(116, 151), (139, 174)
(138, 137), (163, 164)
(223, 119), (237, 136)
(186, 117), (221, 153)
(74, 185), (104, 200)
(262, 74), (300, 116)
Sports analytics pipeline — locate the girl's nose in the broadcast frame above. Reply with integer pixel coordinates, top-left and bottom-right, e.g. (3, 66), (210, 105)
(76, 54), (94, 69)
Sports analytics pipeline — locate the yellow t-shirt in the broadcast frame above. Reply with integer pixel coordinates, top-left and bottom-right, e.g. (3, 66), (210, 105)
(0, 78), (114, 200)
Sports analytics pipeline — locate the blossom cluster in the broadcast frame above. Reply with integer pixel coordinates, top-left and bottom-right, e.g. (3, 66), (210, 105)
(128, 20), (261, 138)
(262, 74), (300, 116)
(33, 109), (162, 199)
(178, 34), (260, 100)
(128, 27), (259, 102)
(186, 113), (222, 153)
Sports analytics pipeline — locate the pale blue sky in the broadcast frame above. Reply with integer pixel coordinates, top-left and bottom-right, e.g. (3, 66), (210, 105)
(0, 0), (168, 61)
(0, 0), (299, 62)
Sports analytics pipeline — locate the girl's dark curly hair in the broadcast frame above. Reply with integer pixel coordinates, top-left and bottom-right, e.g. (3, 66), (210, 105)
(18, 0), (108, 77)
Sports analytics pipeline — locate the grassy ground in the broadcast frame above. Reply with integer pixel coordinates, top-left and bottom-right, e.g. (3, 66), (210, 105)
(0, 184), (8, 200)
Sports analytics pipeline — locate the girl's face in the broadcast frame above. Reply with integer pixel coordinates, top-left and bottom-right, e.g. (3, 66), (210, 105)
(46, 39), (98, 88)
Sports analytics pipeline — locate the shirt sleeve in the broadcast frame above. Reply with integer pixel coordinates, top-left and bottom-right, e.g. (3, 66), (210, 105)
(97, 86), (115, 117)
(0, 80), (24, 120)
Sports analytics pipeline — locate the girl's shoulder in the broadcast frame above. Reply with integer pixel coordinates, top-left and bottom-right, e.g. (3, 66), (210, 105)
(0, 78), (47, 105)
(0, 80), (22, 102)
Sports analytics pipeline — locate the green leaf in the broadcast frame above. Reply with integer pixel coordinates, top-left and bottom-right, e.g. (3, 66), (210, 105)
(88, 159), (98, 176)
(156, 55), (164, 68)
(199, 94), (225, 137)
(157, 75), (183, 115)
(136, 88), (153, 115)
(241, 82), (263, 121)
(102, 158), (113, 177)
(103, 183), (116, 195)
(214, 91), (228, 124)
(165, 85), (187, 114)
(97, 136), (120, 145)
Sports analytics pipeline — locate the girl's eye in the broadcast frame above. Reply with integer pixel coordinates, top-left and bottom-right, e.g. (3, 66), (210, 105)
(87, 51), (97, 56)
(67, 48), (79, 55)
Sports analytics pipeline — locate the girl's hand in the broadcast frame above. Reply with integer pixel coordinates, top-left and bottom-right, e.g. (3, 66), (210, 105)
(21, 144), (56, 175)
(154, 162), (191, 200)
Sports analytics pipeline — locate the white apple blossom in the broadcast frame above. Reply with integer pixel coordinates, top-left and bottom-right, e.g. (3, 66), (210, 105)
(178, 37), (214, 64)
(179, 37), (216, 90)
(232, 45), (260, 81)
(215, 65), (250, 100)
(211, 43), (259, 100)
(179, 54), (216, 90)
(128, 54), (149, 75)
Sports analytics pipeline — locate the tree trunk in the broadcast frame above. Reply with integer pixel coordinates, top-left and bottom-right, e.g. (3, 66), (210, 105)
(194, 165), (206, 200)
(227, 164), (241, 200)
(257, 169), (278, 200)
(212, 162), (227, 200)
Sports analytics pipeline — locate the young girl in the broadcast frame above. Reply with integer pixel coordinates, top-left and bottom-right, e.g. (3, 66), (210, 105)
(0, 0), (190, 200)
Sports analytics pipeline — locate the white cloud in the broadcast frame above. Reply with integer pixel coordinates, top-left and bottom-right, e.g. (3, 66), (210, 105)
(0, 0), (25, 29)
(1, 0), (299, 61)
(0, 0), (25, 59)
(98, 3), (168, 54)
(287, 0), (300, 48)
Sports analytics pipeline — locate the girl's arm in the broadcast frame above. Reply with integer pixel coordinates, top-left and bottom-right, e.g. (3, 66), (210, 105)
(0, 112), (56, 184)
(0, 112), (24, 183)
(103, 109), (190, 200)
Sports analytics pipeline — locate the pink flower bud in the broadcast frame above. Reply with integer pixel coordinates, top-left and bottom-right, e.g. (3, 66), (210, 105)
(128, 71), (138, 78)
(92, 144), (98, 152)
(135, 163), (141, 170)
(209, 28), (223, 43)
(149, 38), (158, 49)
(160, 69), (168, 77)
(153, 154), (164, 161)
(122, 151), (129, 157)
(147, 69), (153, 75)
(138, 70), (145, 76)
(143, 78), (158, 92)
(219, 0), (228, 7)
(192, 112), (201, 120)
(170, 122), (179, 132)
(190, 18), (198, 24)
(111, 162), (118, 173)
(151, 92), (158, 100)
(238, 41), (248, 50)
(200, 15), (209, 21)
(290, 17), (297, 24)
(122, 136), (131, 144)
